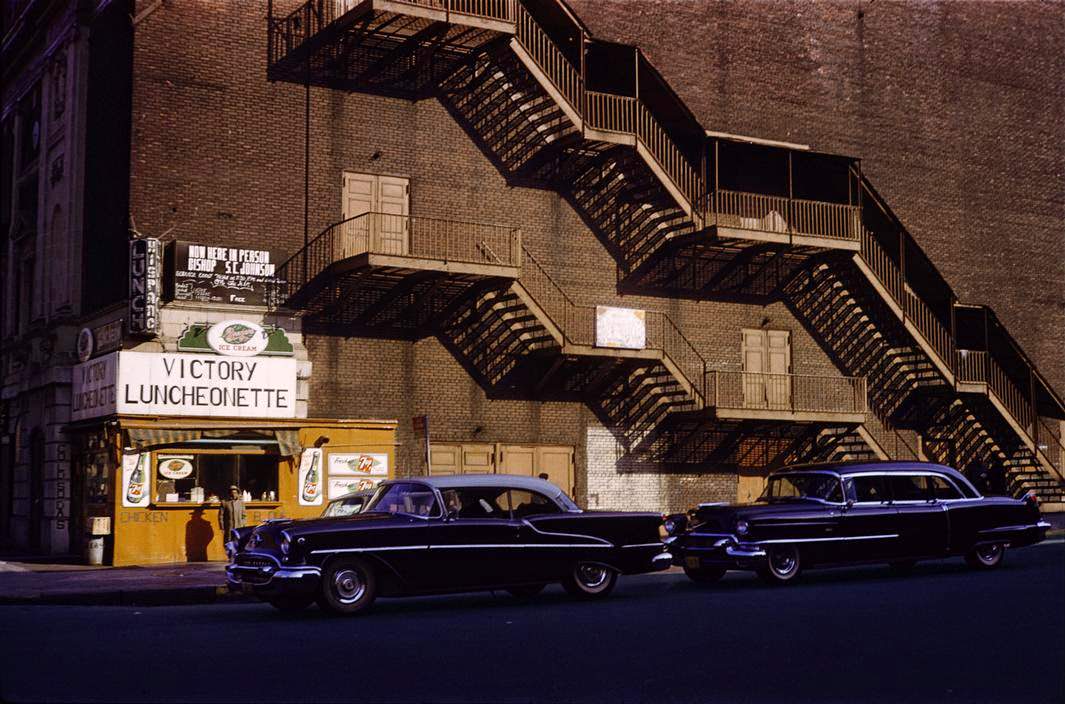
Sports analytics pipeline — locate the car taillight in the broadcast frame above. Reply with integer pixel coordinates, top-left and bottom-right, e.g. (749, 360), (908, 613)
(1023, 491), (1040, 506)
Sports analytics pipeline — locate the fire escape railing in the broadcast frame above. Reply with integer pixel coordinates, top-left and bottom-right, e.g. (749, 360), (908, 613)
(705, 371), (867, 416)
(512, 2), (703, 220)
(712, 191), (861, 243)
(269, 0), (516, 68)
(274, 212), (521, 302)
(519, 245), (708, 406)
(858, 228), (956, 370)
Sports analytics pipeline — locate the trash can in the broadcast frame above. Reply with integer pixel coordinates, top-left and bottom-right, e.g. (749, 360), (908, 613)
(86, 537), (105, 566)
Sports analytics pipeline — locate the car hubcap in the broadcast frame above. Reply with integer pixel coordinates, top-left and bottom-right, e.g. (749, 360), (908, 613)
(977, 544), (1001, 564)
(771, 550), (796, 576)
(334, 568), (366, 603)
(576, 563), (609, 589)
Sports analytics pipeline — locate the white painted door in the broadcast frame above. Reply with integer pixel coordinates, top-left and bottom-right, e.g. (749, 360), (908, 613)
(766, 330), (792, 409)
(377, 175), (410, 255)
(341, 172), (375, 257)
(741, 329), (767, 408)
(741, 329), (791, 409)
(340, 172), (410, 256)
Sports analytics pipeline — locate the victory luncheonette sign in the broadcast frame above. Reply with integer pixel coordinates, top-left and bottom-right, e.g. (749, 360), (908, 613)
(71, 351), (299, 421)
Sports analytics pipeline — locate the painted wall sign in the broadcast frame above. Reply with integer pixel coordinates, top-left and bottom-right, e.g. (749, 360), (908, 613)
(328, 477), (381, 499)
(129, 238), (161, 336)
(122, 452), (151, 508)
(71, 351), (299, 420)
(170, 241), (283, 306)
(71, 354), (118, 422)
(297, 448), (323, 506)
(76, 328), (94, 363)
(206, 320), (269, 357)
(595, 306), (646, 350)
(328, 452), (388, 477)
(178, 323), (294, 356)
(93, 319), (123, 355)
(157, 455), (194, 480)
(327, 452), (388, 499)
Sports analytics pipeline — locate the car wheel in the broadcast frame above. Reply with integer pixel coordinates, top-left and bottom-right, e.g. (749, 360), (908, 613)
(562, 562), (618, 599)
(267, 595), (315, 612)
(683, 566), (726, 584)
(888, 560), (917, 576)
(505, 583), (547, 599)
(318, 557), (378, 616)
(757, 545), (801, 585)
(965, 543), (1006, 570)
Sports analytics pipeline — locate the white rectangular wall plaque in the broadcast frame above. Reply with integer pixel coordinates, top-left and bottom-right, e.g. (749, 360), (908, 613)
(595, 306), (647, 350)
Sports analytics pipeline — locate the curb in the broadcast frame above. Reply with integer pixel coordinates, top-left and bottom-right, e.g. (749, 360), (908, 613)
(0, 585), (254, 607)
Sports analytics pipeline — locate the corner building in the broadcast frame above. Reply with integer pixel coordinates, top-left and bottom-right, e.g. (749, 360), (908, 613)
(2, 0), (1063, 563)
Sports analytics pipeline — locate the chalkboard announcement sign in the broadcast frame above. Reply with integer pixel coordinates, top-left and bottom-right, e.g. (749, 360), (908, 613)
(168, 241), (284, 306)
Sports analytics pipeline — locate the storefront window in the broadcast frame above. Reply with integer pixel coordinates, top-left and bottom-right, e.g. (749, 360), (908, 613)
(84, 452), (111, 504)
(154, 452), (279, 504)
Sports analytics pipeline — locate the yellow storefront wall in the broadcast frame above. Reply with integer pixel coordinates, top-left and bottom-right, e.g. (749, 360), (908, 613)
(111, 419), (397, 566)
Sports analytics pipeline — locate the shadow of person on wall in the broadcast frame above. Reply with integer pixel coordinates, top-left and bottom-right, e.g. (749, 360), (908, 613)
(185, 508), (214, 562)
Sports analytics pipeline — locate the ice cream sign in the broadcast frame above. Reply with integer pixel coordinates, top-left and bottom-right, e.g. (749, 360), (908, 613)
(206, 320), (269, 357)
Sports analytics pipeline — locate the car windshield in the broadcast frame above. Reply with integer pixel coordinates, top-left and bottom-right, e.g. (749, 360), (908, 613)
(321, 495), (366, 518)
(364, 482), (440, 518)
(763, 473), (842, 503)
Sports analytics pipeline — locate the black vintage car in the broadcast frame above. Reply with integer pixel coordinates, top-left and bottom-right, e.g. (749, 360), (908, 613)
(226, 475), (671, 614)
(667, 461), (1050, 585)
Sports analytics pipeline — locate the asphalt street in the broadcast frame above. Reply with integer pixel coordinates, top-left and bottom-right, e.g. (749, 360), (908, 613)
(1, 541), (1063, 704)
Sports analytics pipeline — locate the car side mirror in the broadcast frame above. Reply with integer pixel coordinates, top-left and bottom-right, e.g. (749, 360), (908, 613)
(445, 508), (459, 521)
(844, 499), (854, 510)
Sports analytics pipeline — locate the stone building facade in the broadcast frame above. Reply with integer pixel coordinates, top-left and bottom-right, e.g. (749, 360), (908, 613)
(2, 0), (1062, 558)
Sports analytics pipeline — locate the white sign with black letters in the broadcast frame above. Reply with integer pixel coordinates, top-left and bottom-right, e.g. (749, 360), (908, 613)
(71, 351), (298, 420)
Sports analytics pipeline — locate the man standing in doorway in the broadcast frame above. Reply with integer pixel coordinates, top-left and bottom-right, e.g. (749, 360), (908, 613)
(219, 485), (246, 539)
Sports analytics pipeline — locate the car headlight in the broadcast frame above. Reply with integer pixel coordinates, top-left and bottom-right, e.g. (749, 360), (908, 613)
(735, 519), (750, 536)
(663, 518), (678, 536)
(224, 541), (237, 560)
(279, 532), (291, 556)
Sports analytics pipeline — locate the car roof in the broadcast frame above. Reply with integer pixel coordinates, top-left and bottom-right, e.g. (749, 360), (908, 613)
(776, 460), (970, 482)
(390, 474), (562, 494)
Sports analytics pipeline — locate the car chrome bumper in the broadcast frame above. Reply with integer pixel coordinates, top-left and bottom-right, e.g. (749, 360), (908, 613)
(225, 562), (321, 597)
(673, 534), (767, 570)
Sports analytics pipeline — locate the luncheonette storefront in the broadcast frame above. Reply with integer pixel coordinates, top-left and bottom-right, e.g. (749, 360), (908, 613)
(69, 324), (397, 566)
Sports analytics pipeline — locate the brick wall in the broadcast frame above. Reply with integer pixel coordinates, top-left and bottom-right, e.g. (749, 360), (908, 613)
(569, 0), (1065, 395)
(126, 2), (856, 510)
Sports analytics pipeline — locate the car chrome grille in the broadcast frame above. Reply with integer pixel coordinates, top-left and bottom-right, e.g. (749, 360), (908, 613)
(236, 554), (277, 568)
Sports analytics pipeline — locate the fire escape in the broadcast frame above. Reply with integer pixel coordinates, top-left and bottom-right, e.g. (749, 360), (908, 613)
(266, 0), (1064, 502)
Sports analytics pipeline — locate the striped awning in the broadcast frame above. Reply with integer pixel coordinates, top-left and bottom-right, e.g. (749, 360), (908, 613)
(126, 428), (302, 457)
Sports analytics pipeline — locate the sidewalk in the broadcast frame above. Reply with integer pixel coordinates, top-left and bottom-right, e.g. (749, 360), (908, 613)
(0, 559), (246, 606)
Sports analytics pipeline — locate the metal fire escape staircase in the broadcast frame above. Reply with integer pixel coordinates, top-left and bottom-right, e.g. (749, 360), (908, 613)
(266, 0), (1065, 501)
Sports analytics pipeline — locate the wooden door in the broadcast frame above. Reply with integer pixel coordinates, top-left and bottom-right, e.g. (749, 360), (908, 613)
(736, 470), (767, 504)
(429, 445), (461, 476)
(460, 444), (494, 474)
(498, 444), (536, 476)
(376, 175), (410, 255)
(765, 330), (792, 409)
(341, 172), (374, 257)
(741, 329), (767, 408)
(536, 446), (574, 497)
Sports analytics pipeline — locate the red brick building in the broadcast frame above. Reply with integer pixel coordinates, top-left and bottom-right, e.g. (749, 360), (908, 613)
(2, 0), (1062, 561)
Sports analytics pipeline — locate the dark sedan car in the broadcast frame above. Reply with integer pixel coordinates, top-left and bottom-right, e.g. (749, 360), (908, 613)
(667, 461), (1049, 585)
(226, 475), (671, 614)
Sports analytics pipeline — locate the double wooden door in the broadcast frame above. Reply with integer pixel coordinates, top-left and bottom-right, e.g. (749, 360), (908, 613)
(429, 443), (575, 497)
(341, 172), (410, 256)
(741, 329), (792, 409)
